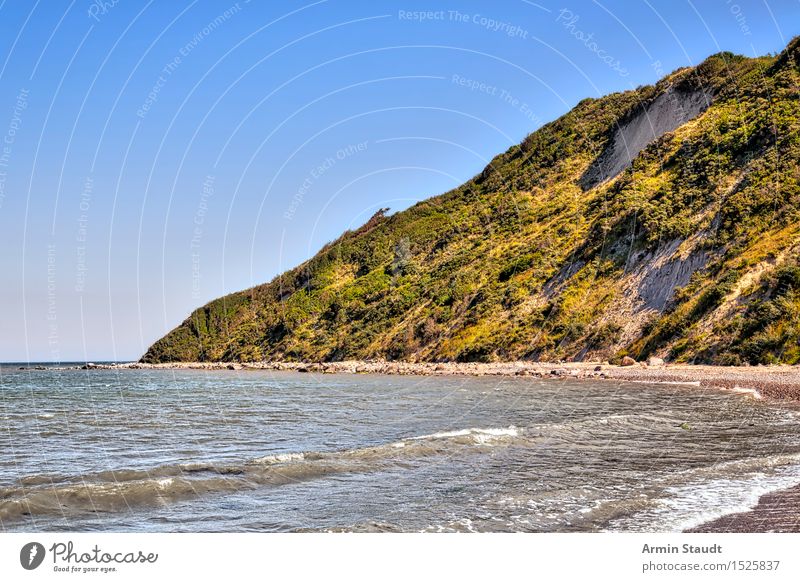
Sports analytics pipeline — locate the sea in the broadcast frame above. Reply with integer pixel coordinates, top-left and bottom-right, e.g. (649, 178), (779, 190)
(2, 364), (800, 532)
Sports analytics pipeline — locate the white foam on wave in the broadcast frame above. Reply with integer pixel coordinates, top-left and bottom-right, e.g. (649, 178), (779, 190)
(629, 380), (701, 387)
(607, 458), (800, 532)
(730, 386), (762, 399)
(252, 453), (306, 465)
(248, 427), (522, 467)
(409, 426), (522, 445)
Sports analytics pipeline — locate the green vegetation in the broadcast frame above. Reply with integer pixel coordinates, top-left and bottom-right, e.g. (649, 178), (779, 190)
(142, 38), (800, 366)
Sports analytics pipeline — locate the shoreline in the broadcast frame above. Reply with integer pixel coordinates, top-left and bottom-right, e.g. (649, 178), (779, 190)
(687, 484), (800, 533)
(67, 359), (800, 532)
(82, 359), (800, 402)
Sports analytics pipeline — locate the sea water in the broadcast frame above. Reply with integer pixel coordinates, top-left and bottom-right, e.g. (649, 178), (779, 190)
(1, 365), (800, 532)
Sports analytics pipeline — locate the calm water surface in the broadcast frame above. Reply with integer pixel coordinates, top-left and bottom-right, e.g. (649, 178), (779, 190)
(2, 366), (800, 532)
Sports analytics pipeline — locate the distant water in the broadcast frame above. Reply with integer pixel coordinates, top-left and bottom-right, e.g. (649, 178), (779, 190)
(2, 365), (800, 532)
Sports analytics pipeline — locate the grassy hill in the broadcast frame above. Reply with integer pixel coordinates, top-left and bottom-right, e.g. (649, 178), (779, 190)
(143, 38), (800, 366)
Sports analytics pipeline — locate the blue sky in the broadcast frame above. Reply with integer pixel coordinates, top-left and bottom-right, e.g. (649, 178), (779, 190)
(0, 0), (797, 362)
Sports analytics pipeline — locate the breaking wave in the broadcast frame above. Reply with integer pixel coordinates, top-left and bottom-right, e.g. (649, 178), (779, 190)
(0, 425), (528, 522)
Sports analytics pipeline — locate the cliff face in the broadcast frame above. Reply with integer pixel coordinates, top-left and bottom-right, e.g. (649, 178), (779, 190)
(143, 38), (800, 366)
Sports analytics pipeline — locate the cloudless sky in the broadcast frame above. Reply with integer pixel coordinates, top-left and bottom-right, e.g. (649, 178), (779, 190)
(0, 0), (797, 362)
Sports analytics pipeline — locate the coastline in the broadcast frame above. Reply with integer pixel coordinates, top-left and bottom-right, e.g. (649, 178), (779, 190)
(87, 359), (800, 401)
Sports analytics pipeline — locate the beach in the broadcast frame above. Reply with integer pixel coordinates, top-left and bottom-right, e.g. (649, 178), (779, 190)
(86, 359), (800, 401)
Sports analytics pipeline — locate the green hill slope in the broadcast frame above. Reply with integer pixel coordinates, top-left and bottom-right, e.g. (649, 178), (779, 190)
(143, 38), (800, 366)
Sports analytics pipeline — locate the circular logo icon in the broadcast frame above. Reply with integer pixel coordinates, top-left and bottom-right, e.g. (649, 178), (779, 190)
(20, 542), (46, 570)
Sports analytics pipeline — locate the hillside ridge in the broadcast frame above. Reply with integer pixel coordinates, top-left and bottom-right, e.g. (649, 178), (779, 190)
(143, 38), (800, 366)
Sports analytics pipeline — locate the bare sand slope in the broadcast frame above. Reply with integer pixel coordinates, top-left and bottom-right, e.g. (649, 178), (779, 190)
(580, 86), (711, 189)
